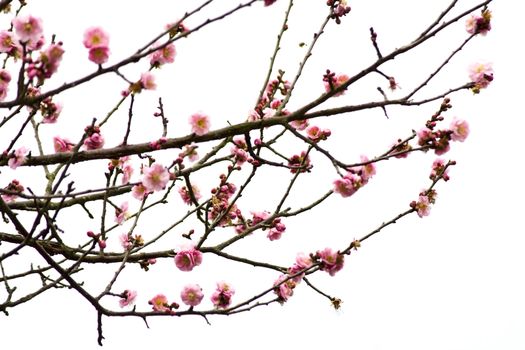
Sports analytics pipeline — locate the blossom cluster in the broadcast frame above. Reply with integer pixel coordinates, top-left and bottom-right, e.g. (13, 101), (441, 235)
(333, 155), (376, 198)
(83, 27), (110, 65)
(466, 9), (492, 36)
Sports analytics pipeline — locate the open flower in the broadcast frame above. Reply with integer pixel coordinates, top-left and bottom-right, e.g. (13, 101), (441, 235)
(316, 248), (345, 276)
(8, 147), (28, 169)
(141, 163), (169, 192)
(174, 245), (203, 272)
(189, 112), (210, 136)
(12, 15), (43, 43)
(180, 284), (204, 307)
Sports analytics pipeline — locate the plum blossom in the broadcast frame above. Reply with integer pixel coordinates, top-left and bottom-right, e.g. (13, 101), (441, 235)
(149, 294), (170, 312)
(267, 218), (286, 241)
(323, 70), (349, 96)
(12, 15), (43, 43)
(178, 185), (201, 205)
(413, 194), (431, 218)
(210, 281), (235, 309)
(469, 62), (493, 93)
(83, 27), (109, 48)
(140, 72), (156, 90)
(316, 247), (345, 276)
(83, 132), (104, 150)
(1, 179), (24, 202)
(131, 183), (148, 200)
(119, 290), (137, 308)
(119, 233), (133, 250)
(273, 274), (296, 302)
(288, 252), (313, 283)
(189, 112), (210, 136)
(289, 119), (309, 131)
(88, 46), (110, 65)
(53, 136), (74, 153)
(430, 158), (450, 182)
(8, 147), (28, 169)
(306, 125), (331, 143)
(466, 9), (491, 35)
(83, 27), (110, 65)
(180, 284), (204, 307)
(150, 43), (176, 67)
(115, 202), (129, 225)
(333, 172), (363, 198)
(142, 163), (170, 192)
(174, 245), (203, 272)
(449, 118), (469, 142)
(0, 31), (20, 55)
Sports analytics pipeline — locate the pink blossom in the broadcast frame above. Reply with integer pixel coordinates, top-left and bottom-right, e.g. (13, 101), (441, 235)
(41, 99), (62, 123)
(465, 9), (491, 35)
(83, 132), (104, 150)
(53, 136), (74, 153)
(333, 172), (362, 198)
(430, 158), (450, 181)
(247, 109), (261, 122)
(468, 62), (493, 92)
(359, 155), (376, 183)
(150, 43), (176, 66)
(289, 119), (309, 131)
(180, 284), (204, 307)
(119, 233), (132, 250)
(149, 294), (170, 312)
(264, 0), (278, 5)
(174, 246), (203, 272)
(132, 183), (148, 200)
(1, 179), (24, 202)
(316, 247), (345, 276)
(449, 118), (469, 142)
(0, 69), (11, 85)
(83, 27), (109, 48)
(119, 290), (137, 308)
(8, 147), (28, 169)
(98, 239), (106, 249)
(414, 194), (431, 218)
(119, 162), (133, 184)
(306, 125), (331, 142)
(12, 15), (43, 43)
(288, 252), (313, 282)
(0, 31), (19, 54)
(115, 201), (129, 225)
(88, 46), (110, 65)
(189, 112), (210, 136)
(267, 219), (286, 241)
(323, 71), (349, 96)
(288, 151), (311, 173)
(140, 72), (156, 90)
(210, 281), (235, 309)
(142, 163), (170, 192)
(273, 274), (295, 302)
(178, 185), (201, 205)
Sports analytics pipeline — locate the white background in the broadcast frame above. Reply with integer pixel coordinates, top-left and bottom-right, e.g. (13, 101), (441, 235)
(1, 0), (523, 349)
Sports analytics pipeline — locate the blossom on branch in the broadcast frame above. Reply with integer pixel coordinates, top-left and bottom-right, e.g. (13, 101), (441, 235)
(180, 284), (204, 307)
(119, 290), (137, 308)
(449, 118), (470, 142)
(466, 9), (492, 36)
(189, 112), (210, 136)
(469, 62), (493, 93)
(174, 245), (203, 272)
(8, 147), (28, 169)
(316, 248), (345, 276)
(12, 15), (43, 43)
(210, 281), (235, 309)
(141, 163), (170, 192)
(53, 136), (74, 153)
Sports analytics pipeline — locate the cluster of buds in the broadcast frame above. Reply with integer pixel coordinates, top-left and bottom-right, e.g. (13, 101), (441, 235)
(253, 71), (291, 117)
(208, 175), (238, 225)
(323, 69), (349, 96)
(327, 0), (351, 24)
(86, 230), (107, 249)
